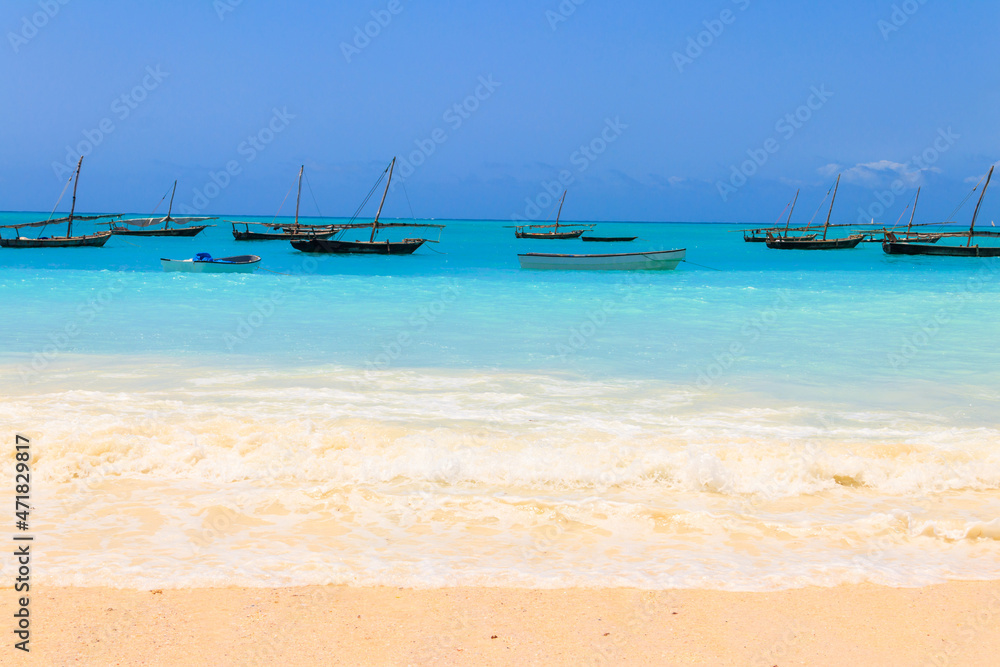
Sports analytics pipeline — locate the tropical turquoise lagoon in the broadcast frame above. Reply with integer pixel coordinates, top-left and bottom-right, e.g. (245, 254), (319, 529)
(1, 216), (998, 590)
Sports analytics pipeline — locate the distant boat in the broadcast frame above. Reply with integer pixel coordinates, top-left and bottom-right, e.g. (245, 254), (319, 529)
(292, 157), (443, 255)
(744, 189), (818, 242)
(231, 166), (339, 241)
(109, 181), (216, 237)
(514, 191), (594, 239)
(765, 175), (863, 250)
(0, 156), (118, 248)
(884, 166), (1000, 257)
(581, 235), (637, 242)
(161, 253), (261, 273)
(518, 249), (685, 270)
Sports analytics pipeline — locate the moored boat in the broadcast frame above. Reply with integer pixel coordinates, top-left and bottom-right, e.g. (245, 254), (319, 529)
(883, 167), (1000, 257)
(0, 156), (118, 248)
(765, 176), (864, 250)
(230, 166), (339, 241)
(291, 157), (443, 255)
(160, 253), (261, 273)
(581, 236), (638, 242)
(109, 181), (216, 237)
(518, 249), (685, 270)
(514, 190), (594, 239)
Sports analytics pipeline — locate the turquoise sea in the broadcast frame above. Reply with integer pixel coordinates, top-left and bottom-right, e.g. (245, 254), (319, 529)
(2, 216), (999, 590)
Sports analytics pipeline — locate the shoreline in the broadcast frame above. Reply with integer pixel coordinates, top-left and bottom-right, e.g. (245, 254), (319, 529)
(21, 581), (1000, 665)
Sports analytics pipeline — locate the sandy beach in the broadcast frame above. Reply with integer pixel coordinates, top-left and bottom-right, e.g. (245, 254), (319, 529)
(16, 581), (999, 665)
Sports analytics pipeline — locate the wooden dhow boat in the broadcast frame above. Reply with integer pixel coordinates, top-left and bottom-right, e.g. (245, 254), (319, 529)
(744, 190), (818, 242)
(0, 156), (118, 248)
(883, 166), (1000, 257)
(581, 235), (637, 242)
(231, 166), (338, 241)
(514, 190), (594, 239)
(109, 181), (216, 237)
(765, 175), (863, 250)
(291, 157), (443, 255)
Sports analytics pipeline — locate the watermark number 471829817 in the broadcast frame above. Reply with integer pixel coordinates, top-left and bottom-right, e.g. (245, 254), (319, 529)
(13, 434), (32, 653)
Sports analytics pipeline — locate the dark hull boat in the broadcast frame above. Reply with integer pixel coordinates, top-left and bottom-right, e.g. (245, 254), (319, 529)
(291, 157), (442, 256)
(233, 227), (334, 241)
(292, 238), (424, 254)
(881, 169), (1000, 257)
(110, 182), (215, 237)
(766, 234), (863, 250)
(882, 237), (1000, 257)
(0, 231), (112, 248)
(765, 176), (863, 251)
(514, 190), (593, 239)
(0, 156), (119, 249)
(581, 235), (637, 242)
(111, 225), (209, 237)
(515, 228), (586, 239)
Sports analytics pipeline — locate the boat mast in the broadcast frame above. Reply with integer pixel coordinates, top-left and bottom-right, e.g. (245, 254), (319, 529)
(164, 180), (177, 229)
(906, 187), (920, 234)
(783, 189), (799, 237)
(554, 190), (567, 232)
(370, 157), (396, 242)
(66, 155), (84, 238)
(967, 165), (994, 247)
(822, 174), (840, 240)
(294, 165), (304, 227)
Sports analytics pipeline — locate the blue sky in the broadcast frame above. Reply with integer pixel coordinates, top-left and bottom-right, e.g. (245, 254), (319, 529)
(1, 0), (998, 223)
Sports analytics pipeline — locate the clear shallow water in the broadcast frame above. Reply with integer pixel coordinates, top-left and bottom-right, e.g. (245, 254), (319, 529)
(1, 216), (999, 589)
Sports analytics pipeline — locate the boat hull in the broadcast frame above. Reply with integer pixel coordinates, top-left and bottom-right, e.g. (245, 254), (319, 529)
(291, 238), (425, 254)
(160, 255), (261, 273)
(233, 230), (334, 241)
(581, 236), (637, 242)
(515, 229), (586, 239)
(111, 225), (208, 237)
(882, 241), (1000, 257)
(765, 235), (862, 250)
(518, 249), (685, 270)
(0, 232), (112, 248)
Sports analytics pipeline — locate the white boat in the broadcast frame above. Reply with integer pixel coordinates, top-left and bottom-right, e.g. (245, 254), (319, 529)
(517, 248), (686, 270)
(160, 253), (261, 273)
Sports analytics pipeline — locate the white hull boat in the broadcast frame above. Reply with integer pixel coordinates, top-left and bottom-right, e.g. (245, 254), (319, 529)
(161, 253), (261, 273)
(518, 249), (685, 270)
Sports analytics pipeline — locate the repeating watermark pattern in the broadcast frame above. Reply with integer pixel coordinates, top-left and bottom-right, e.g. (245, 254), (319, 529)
(693, 290), (793, 389)
(546, 0), (587, 31)
(513, 117), (627, 222)
(672, 0), (751, 73)
(854, 127), (959, 224)
(391, 75), (502, 188)
(592, 589), (679, 666)
(51, 66), (169, 180)
(556, 273), (650, 360)
(361, 280), (460, 378)
(924, 590), (1000, 666)
(716, 85), (832, 201)
(16, 268), (131, 385)
(340, 0), (406, 63)
(748, 620), (805, 667)
(888, 259), (999, 370)
(214, 0), (244, 21)
(879, 0), (931, 41)
(175, 107), (295, 215)
(7, 0), (71, 53)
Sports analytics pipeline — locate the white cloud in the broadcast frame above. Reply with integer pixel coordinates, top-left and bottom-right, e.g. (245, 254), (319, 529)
(819, 160), (939, 188)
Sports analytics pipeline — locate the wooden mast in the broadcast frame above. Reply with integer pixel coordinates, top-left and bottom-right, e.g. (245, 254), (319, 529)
(783, 189), (800, 237)
(822, 174), (840, 240)
(554, 190), (567, 233)
(967, 165), (994, 247)
(66, 156), (84, 238)
(164, 180), (177, 229)
(294, 165), (304, 228)
(905, 187), (920, 234)
(370, 157), (396, 242)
